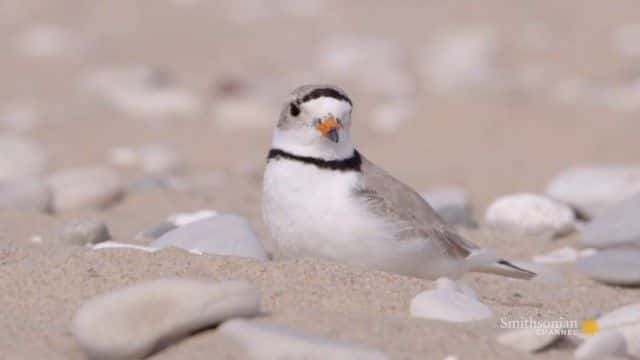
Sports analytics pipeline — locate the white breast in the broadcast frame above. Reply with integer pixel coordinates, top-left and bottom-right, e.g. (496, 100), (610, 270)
(262, 159), (394, 262)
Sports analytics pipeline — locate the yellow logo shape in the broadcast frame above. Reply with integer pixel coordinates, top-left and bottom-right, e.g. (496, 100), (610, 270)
(581, 319), (599, 335)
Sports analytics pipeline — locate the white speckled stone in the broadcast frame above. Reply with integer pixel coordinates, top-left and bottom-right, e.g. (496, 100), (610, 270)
(485, 193), (575, 239)
(48, 166), (123, 212)
(151, 214), (267, 260)
(73, 279), (260, 360)
(546, 165), (640, 218)
(410, 278), (492, 322)
(218, 319), (389, 360)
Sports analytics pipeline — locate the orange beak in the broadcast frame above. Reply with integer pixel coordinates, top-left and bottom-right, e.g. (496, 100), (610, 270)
(315, 116), (341, 143)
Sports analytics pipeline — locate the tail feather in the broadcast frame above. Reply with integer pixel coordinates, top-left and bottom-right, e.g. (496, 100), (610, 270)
(473, 259), (537, 280)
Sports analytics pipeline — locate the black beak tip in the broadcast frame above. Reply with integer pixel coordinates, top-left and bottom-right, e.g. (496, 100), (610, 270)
(327, 128), (339, 143)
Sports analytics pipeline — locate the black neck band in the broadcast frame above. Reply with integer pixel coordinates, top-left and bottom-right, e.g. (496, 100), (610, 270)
(267, 148), (362, 172)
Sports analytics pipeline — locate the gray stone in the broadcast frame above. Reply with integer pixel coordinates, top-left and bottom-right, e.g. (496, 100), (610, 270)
(60, 218), (111, 246)
(410, 278), (492, 322)
(218, 319), (389, 360)
(48, 166), (123, 212)
(139, 145), (184, 175)
(422, 187), (475, 227)
(0, 135), (47, 183)
(0, 178), (51, 212)
(546, 165), (640, 219)
(577, 248), (640, 286)
(485, 193), (576, 239)
(73, 279), (260, 360)
(151, 214), (267, 260)
(580, 192), (640, 248)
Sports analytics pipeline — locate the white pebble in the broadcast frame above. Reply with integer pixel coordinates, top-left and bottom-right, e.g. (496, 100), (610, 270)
(485, 193), (576, 239)
(73, 279), (260, 360)
(93, 241), (157, 253)
(218, 319), (388, 360)
(0, 135), (47, 183)
(47, 166), (123, 212)
(497, 328), (561, 353)
(168, 209), (218, 226)
(532, 246), (579, 264)
(410, 278), (492, 322)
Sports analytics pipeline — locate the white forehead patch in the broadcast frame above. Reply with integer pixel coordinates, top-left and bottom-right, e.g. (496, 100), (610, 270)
(302, 97), (351, 117)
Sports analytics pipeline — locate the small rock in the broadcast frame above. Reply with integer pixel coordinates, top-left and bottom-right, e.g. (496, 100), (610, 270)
(485, 193), (575, 239)
(574, 330), (627, 360)
(72, 279), (260, 360)
(151, 214), (267, 260)
(410, 278), (492, 322)
(577, 248), (640, 286)
(167, 209), (217, 226)
(0, 135), (47, 183)
(497, 328), (561, 353)
(422, 187), (475, 227)
(0, 178), (51, 212)
(48, 166), (123, 212)
(532, 246), (579, 264)
(139, 145), (184, 175)
(60, 218), (111, 246)
(218, 319), (388, 360)
(421, 30), (497, 94)
(580, 192), (640, 249)
(546, 165), (640, 219)
(135, 222), (178, 242)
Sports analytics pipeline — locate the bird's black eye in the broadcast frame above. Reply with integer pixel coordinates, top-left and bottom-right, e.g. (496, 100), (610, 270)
(289, 103), (300, 116)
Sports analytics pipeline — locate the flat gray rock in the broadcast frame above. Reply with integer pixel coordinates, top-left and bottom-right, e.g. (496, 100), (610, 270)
(60, 218), (111, 246)
(581, 192), (640, 248)
(135, 221), (177, 242)
(421, 187), (476, 227)
(485, 193), (575, 239)
(496, 328), (561, 353)
(577, 248), (640, 286)
(218, 319), (389, 360)
(151, 214), (267, 260)
(73, 278), (260, 360)
(47, 166), (123, 212)
(546, 165), (640, 219)
(0, 178), (51, 212)
(0, 135), (47, 183)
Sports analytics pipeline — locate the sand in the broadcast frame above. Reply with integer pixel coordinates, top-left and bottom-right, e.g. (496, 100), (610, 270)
(1, 1), (639, 359)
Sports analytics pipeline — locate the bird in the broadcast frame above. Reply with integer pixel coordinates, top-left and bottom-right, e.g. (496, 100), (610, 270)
(262, 84), (535, 280)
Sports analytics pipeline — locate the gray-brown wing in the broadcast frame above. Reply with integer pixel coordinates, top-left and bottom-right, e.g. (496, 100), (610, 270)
(355, 155), (479, 259)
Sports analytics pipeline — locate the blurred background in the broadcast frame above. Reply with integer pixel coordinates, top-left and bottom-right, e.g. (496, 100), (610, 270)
(2, 0), (640, 230)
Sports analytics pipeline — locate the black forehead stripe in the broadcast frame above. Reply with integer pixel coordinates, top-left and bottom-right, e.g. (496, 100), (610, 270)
(267, 148), (361, 172)
(301, 88), (352, 105)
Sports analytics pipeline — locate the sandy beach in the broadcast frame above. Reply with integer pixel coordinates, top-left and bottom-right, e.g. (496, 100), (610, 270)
(1, 1), (639, 359)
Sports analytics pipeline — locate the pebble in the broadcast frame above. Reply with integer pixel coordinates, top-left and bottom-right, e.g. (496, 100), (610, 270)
(47, 166), (123, 212)
(218, 319), (389, 360)
(485, 193), (575, 239)
(138, 145), (184, 175)
(93, 241), (157, 253)
(73, 279), (260, 360)
(167, 209), (217, 226)
(532, 246), (579, 264)
(0, 178), (51, 212)
(577, 248), (640, 286)
(0, 135), (47, 183)
(59, 218), (111, 246)
(151, 214), (267, 260)
(422, 187), (476, 228)
(410, 278), (492, 322)
(580, 192), (640, 249)
(575, 303), (640, 359)
(496, 328), (561, 353)
(82, 65), (199, 118)
(545, 165), (640, 219)
(421, 30), (497, 94)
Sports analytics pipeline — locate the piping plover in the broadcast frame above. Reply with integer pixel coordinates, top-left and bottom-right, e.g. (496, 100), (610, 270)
(262, 84), (535, 280)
